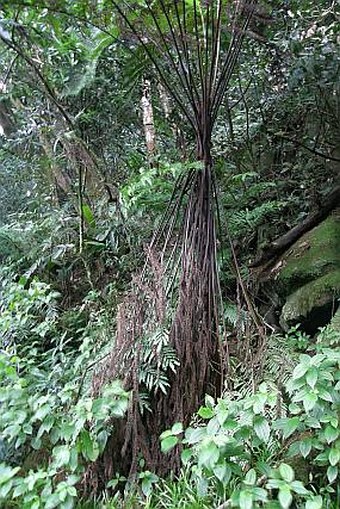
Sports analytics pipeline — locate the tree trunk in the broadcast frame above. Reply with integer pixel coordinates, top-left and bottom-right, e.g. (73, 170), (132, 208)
(141, 78), (156, 158)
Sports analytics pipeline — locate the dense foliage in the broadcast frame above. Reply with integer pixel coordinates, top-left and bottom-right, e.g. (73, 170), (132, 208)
(0, 0), (339, 508)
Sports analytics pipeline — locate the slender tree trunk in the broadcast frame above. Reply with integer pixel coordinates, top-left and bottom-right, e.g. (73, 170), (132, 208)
(141, 78), (156, 158)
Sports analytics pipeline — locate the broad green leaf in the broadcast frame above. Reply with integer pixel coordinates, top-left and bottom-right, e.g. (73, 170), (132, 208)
(318, 388), (333, 403)
(306, 367), (318, 389)
(324, 424), (339, 444)
(253, 415), (270, 442)
(328, 448), (340, 466)
(207, 417), (220, 436)
(31, 436), (42, 450)
(171, 422), (183, 435)
(198, 406), (214, 419)
(12, 481), (27, 498)
(0, 464), (20, 485)
(327, 465), (338, 484)
(292, 362), (309, 380)
(279, 463), (294, 483)
(184, 427), (207, 444)
(181, 449), (192, 465)
(278, 486), (293, 509)
(303, 392), (318, 412)
(288, 403), (302, 415)
(45, 493), (63, 509)
(253, 393), (267, 414)
(274, 417), (300, 439)
(304, 416), (321, 429)
(34, 404), (51, 421)
(80, 431), (99, 462)
(197, 441), (219, 468)
(204, 394), (215, 408)
(53, 445), (70, 468)
(161, 436), (178, 453)
(305, 495), (323, 509)
(160, 429), (173, 440)
(239, 489), (253, 509)
(213, 462), (231, 484)
(299, 439), (312, 458)
(290, 480), (309, 495)
(244, 468), (256, 486)
(97, 430), (109, 452)
(107, 479), (119, 489)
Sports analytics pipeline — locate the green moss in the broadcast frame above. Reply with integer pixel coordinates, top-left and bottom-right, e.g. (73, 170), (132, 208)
(329, 307), (340, 332)
(277, 213), (340, 297)
(281, 269), (340, 324)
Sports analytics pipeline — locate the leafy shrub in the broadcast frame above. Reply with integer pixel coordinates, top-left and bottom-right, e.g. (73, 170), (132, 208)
(0, 308), (130, 509)
(158, 343), (340, 509)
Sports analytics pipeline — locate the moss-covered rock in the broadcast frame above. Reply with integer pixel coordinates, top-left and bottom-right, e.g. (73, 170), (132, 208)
(271, 210), (340, 333)
(281, 269), (340, 328)
(276, 212), (340, 297)
(329, 306), (340, 332)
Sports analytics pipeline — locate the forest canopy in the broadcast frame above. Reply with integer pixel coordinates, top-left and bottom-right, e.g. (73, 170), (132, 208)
(0, 1), (339, 508)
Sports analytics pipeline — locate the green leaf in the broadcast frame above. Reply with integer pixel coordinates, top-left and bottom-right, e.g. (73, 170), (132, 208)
(306, 367), (318, 389)
(288, 403), (302, 415)
(212, 463), (231, 484)
(305, 495), (323, 509)
(329, 448), (340, 466)
(299, 439), (312, 458)
(318, 388), (333, 403)
(80, 431), (100, 462)
(97, 430), (108, 453)
(290, 480), (309, 495)
(239, 489), (253, 509)
(278, 486), (293, 509)
(253, 415), (270, 442)
(181, 449), (192, 465)
(324, 425), (339, 444)
(303, 392), (318, 412)
(171, 422), (183, 435)
(304, 416), (321, 429)
(53, 445), (70, 468)
(274, 417), (300, 439)
(140, 471), (158, 497)
(67, 486), (77, 497)
(161, 436), (178, 453)
(207, 417), (220, 436)
(160, 429), (173, 440)
(34, 404), (51, 421)
(107, 479), (119, 489)
(253, 393), (267, 414)
(12, 481), (27, 498)
(197, 441), (219, 468)
(81, 204), (95, 227)
(45, 494), (62, 509)
(279, 463), (294, 483)
(198, 406), (214, 419)
(292, 362), (309, 380)
(244, 469), (256, 486)
(327, 465), (338, 484)
(0, 464), (20, 484)
(184, 427), (207, 444)
(204, 394), (215, 408)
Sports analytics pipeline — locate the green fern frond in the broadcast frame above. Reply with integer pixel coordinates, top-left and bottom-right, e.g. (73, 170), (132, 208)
(138, 327), (179, 395)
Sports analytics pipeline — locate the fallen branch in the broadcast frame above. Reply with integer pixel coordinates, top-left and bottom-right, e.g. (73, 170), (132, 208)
(250, 186), (340, 268)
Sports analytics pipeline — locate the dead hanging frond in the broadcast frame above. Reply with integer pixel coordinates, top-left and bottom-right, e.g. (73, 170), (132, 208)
(92, 0), (261, 479)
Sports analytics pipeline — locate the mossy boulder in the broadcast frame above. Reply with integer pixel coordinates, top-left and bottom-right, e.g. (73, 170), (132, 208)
(276, 212), (340, 297)
(329, 306), (340, 332)
(273, 210), (340, 333)
(281, 269), (340, 329)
